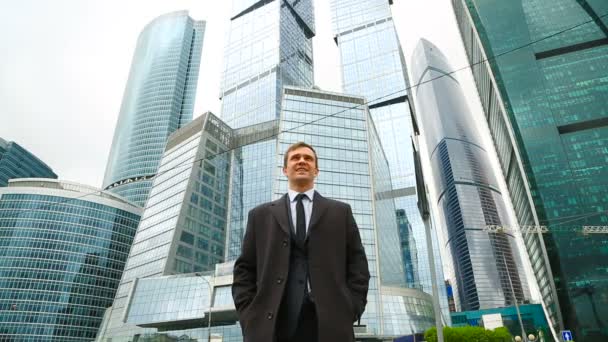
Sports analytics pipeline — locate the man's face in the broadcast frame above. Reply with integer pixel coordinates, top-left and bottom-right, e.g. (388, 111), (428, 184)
(283, 147), (319, 188)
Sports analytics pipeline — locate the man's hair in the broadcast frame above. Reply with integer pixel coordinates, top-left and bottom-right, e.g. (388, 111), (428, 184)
(283, 142), (318, 168)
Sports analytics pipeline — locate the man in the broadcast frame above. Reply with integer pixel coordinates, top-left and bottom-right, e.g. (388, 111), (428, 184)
(232, 142), (370, 342)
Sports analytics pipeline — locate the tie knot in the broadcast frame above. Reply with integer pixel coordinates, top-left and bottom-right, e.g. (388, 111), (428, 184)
(295, 193), (308, 202)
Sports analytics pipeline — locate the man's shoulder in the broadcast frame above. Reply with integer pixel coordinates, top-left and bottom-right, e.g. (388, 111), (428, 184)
(316, 192), (351, 211)
(248, 196), (285, 216)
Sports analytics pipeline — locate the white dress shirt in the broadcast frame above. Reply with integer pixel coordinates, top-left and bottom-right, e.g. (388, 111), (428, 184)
(287, 188), (315, 235)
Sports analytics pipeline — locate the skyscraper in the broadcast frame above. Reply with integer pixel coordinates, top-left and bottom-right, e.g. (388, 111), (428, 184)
(219, 0), (314, 128)
(411, 38), (530, 311)
(279, 86), (435, 335)
(220, 0), (315, 261)
(330, 0), (451, 322)
(0, 137), (57, 186)
(103, 11), (205, 206)
(453, 1), (608, 340)
(97, 113), (234, 340)
(0, 179), (141, 341)
(95, 88), (437, 341)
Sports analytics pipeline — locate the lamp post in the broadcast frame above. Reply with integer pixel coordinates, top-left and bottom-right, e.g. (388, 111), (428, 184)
(197, 273), (214, 341)
(497, 231), (527, 342)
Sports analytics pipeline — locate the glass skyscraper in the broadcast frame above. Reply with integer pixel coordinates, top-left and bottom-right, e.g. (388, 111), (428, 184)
(220, 0), (314, 128)
(220, 0), (315, 261)
(0, 137), (57, 187)
(97, 113), (234, 340)
(278, 86), (435, 335)
(95, 87), (437, 341)
(103, 11), (205, 207)
(411, 39), (530, 311)
(330, 0), (451, 323)
(453, 0), (608, 340)
(0, 179), (141, 341)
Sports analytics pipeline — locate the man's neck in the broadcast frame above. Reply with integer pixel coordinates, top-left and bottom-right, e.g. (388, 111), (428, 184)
(288, 183), (314, 193)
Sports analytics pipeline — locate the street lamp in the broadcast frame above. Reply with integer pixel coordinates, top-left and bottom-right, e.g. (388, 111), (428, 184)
(197, 273), (214, 341)
(497, 231), (527, 342)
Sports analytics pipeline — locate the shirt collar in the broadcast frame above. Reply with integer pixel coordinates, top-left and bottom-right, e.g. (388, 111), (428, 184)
(288, 188), (315, 202)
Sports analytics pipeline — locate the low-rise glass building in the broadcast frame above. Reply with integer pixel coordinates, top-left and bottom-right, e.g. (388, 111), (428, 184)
(0, 138), (57, 187)
(451, 304), (550, 338)
(0, 179), (141, 341)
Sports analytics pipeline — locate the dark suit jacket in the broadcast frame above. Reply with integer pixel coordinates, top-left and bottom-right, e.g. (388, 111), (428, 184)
(232, 192), (370, 342)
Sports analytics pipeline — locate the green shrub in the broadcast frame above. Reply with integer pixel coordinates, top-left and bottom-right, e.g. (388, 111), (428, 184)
(424, 325), (513, 342)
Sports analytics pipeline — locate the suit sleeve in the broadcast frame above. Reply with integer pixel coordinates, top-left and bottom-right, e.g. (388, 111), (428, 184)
(232, 209), (257, 314)
(346, 204), (370, 321)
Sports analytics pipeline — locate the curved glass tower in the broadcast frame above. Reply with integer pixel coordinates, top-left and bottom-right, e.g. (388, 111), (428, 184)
(411, 39), (530, 311)
(103, 11), (205, 206)
(0, 179), (141, 341)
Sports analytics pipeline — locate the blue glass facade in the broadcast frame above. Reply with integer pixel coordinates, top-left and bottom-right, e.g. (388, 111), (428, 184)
(220, 0), (315, 261)
(278, 86), (434, 335)
(0, 138), (57, 187)
(103, 11), (205, 206)
(411, 39), (530, 311)
(453, 1), (608, 340)
(220, 0), (314, 128)
(0, 179), (141, 341)
(330, 0), (451, 323)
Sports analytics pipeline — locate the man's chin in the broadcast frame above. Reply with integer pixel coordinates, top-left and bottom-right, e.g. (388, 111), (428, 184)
(291, 177), (314, 186)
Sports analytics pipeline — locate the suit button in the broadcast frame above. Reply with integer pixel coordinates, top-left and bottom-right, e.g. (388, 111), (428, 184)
(282, 240), (288, 247)
(267, 312), (273, 320)
(276, 277), (283, 284)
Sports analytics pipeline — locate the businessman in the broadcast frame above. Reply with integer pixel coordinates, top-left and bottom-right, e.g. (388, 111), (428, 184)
(232, 142), (370, 342)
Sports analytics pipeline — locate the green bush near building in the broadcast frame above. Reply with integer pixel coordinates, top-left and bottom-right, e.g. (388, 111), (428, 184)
(424, 326), (512, 342)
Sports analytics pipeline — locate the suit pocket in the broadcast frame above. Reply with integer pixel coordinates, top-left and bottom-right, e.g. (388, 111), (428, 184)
(341, 287), (356, 320)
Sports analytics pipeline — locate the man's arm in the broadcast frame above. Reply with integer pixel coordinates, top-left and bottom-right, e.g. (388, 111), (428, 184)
(346, 204), (370, 321)
(232, 209), (257, 314)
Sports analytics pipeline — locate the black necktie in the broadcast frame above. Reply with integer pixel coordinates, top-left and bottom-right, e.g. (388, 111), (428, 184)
(295, 193), (307, 244)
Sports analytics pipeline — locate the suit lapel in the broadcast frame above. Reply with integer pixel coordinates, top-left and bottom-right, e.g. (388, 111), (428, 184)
(269, 194), (291, 237)
(307, 191), (329, 239)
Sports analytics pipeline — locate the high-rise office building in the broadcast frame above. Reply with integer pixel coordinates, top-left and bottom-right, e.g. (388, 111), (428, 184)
(453, 1), (608, 340)
(279, 86), (435, 335)
(220, 0), (315, 259)
(219, 0), (314, 128)
(330, 0), (451, 323)
(411, 39), (530, 311)
(97, 113), (234, 340)
(96, 87), (438, 340)
(103, 11), (205, 206)
(0, 179), (141, 341)
(0, 137), (57, 186)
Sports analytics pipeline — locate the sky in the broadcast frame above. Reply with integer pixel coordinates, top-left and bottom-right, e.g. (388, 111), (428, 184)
(0, 0), (541, 299)
(0, 0), (480, 188)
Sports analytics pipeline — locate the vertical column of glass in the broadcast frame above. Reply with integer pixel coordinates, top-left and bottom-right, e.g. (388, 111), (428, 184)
(277, 89), (381, 334)
(102, 12), (204, 206)
(103, 131), (201, 339)
(330, 0), (451, 323)
(221, 0), (314, 260)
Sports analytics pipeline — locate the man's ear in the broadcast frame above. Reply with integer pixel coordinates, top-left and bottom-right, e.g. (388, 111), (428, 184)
(282, 167), (288, 176)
